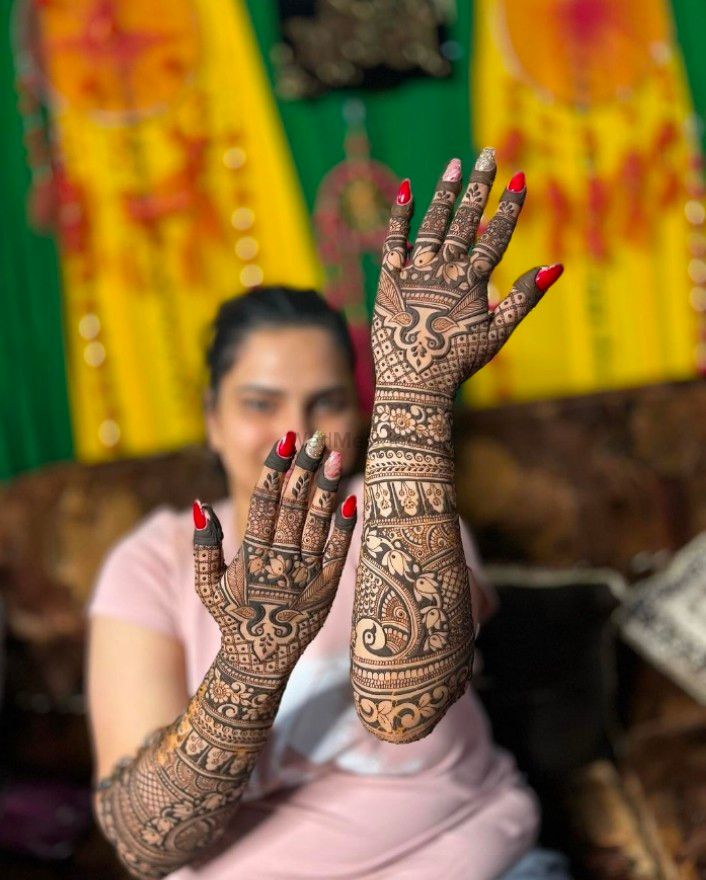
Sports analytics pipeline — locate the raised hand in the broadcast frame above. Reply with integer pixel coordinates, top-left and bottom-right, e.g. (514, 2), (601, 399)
(194, 431), (357, 684)
(351, 151), (562, 743)
(377, 150), (562, 396)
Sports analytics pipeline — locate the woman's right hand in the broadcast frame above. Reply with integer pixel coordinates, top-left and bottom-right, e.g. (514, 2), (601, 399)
(192, 432), (356, 686)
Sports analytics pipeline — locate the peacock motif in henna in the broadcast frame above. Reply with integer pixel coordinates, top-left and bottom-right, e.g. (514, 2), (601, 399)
(95, 432), (356, 879)
(351, 149), (563, 743)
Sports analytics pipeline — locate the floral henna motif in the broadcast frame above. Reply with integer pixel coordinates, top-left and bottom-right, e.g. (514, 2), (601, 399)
(352, 389), (473, 743)
(352, 151), (562, 743)
(95, 653), (283, 879)
(96, 435), (356, 877)
(356, 666), (471, 736)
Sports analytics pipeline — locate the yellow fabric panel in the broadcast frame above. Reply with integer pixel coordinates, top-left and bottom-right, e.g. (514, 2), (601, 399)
(41, 0), (322, 461)
(465, 0), (702, 406)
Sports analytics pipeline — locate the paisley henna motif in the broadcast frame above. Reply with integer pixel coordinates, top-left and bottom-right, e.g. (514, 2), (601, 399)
(352, 150), (561, 743)
(95, 435), (356, 877)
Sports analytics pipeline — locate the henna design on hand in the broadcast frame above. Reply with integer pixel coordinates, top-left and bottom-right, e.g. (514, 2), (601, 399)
(374, 151), (557, 395)
(95, 434), (356, 878)
(352, 150), (562, 743)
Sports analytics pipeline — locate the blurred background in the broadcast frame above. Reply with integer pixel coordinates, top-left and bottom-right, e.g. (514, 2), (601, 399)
(2, 1), (706, 877)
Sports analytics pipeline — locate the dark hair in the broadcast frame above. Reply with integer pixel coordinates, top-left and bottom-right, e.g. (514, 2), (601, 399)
(206, 286), (356, 397)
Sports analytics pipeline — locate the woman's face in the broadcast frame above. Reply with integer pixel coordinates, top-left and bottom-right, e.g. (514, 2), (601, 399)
(206, 325), (362, 500)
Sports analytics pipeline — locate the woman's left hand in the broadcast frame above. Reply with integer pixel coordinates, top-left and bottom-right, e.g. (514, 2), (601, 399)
(193, 434), (356, 686)
(374, 149), (562, 398)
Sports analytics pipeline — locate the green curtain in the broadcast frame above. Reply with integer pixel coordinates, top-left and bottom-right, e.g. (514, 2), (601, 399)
(246, 2), (474, 316)
(670, 0), (706, 156)
(248, 0), (706, 195)
(0, 0), (73, 481)
(1, 0), (705, 479)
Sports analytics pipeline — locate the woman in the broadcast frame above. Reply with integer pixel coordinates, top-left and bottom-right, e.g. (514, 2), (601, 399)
(87, 152), (566, 879)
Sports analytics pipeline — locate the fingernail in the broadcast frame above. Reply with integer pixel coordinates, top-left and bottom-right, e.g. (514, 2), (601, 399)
(193, 499), (207, 530)
(443, 158), (462, 182)
(277, 430), (297, 458)
(305, 430), (326, 459)
(535, 263), (564, 291)
(507, 171), (526, 192)
(324, 450), (342, 480)
(474, 147), (495, 172)
(396, 178), (412, 205)
(341, 495), (357, 518)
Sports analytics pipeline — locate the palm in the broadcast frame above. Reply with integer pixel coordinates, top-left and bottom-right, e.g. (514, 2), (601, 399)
(219, 539), (341, 672)
(193, 440), (355, 681)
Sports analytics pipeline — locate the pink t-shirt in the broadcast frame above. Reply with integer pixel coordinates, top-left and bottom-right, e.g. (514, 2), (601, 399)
(88, 475), (539, 879)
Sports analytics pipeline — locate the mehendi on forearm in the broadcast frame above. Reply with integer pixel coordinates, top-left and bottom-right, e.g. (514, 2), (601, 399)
(351, 150), (562, 743)
(95, 644), (284, 879)
(95, 435), (356, 877)
(352, 384), (472, 744)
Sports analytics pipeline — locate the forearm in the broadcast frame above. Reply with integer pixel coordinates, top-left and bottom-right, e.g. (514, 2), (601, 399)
(354, 148), (560, 742)
(351, 384), (474, 743)
(94, 646), (284, 879)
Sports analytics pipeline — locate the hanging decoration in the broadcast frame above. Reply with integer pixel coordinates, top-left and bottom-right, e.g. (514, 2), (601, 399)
(12, 0), (322, 463)
(274, 0), (453, 99)
(465, 0), (705, 407)
(314, 99), (399, 412)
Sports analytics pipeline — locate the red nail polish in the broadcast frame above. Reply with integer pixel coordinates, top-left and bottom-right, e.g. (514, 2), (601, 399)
(507, 171), (526, 193)
(193, 500), (207, 530)
(277, 431), (297, 458)
(396, 179), (412, 205)
(341, 495), (357, 518)
(535, 263), (564, 291)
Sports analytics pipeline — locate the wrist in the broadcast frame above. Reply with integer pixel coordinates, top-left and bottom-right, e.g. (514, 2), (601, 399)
(215, 643), (288, 705)
(372, 385), (455, 419)
(369, 388), (455, 456)
(373, 383), (455, 409)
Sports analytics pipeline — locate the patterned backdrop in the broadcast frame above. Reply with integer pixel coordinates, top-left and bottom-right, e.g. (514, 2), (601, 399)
(1, 0), (705, 476)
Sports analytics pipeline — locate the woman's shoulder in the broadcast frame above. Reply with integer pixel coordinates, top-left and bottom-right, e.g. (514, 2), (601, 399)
(87, 506), (184, 634)
(106, 504), (190, 562)
(87, 500), (229, 636)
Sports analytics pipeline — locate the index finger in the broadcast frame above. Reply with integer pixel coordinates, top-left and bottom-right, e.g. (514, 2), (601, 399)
(382, 179), (414, 271)
(244, 431), (297, 545)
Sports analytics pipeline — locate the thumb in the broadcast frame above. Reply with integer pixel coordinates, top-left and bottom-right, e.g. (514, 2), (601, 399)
(193, 500), (226, 615)
(486, 263), (563, 359)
